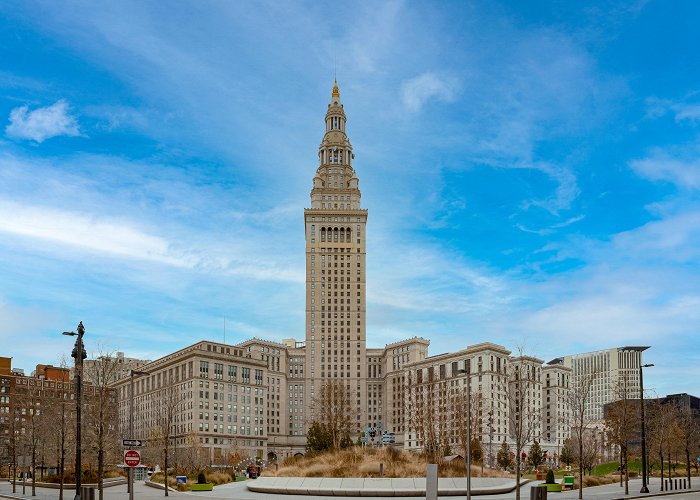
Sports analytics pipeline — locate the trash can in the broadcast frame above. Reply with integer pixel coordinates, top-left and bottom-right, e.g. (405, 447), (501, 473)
(80, 486), (96, 500)
(530, 485), (548, 500)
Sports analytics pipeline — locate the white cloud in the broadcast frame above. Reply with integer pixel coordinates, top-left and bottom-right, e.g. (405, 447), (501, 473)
(645, 96), (700, 124)
(0, 199), (190, 266)
(630, 153), (700, 191)
(400, 72), (458, 112)
(5, 100), (81, 143)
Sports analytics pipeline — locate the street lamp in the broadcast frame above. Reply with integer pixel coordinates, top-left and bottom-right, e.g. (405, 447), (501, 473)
(458, 366), (472, 500)
(128, 369), (150, 500)
(63, 322), (86, 500)
(639, 363), (654, 494)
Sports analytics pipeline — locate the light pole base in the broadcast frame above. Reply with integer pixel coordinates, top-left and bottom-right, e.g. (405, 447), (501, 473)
(640, 486), (649, 493)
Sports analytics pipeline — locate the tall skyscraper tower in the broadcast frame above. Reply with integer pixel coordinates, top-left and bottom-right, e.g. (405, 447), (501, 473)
(304, 80), (368, 430)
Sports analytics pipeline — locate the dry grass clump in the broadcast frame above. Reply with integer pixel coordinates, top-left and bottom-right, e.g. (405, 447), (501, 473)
(581, 475), (624, 488)
(152, 470), (234, 490)
(206, 471), (233, 485)
(270, 447), (513, 478)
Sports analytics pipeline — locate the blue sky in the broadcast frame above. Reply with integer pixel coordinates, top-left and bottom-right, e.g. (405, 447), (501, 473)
(1, 1), (699, 396)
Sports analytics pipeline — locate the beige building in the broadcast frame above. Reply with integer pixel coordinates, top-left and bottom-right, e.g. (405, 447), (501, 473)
(542, 360), (572, 451)
(303, 79), (369, 435)
(83, 351), (151, 386)
(113, 341), (268, 464)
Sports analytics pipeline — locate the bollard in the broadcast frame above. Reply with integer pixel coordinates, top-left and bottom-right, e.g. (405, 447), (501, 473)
(380, 463), (384, 477)
(675, 479), (678, 490)
(426, 464), (438, 500)
(683, 478), (687, 489)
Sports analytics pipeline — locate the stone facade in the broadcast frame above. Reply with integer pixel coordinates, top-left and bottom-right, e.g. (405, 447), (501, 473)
(112, 341), (268, 464)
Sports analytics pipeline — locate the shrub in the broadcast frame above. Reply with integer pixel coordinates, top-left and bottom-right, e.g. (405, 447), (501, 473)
(546, 469), (555, 484)
(197, 471), (206, 484)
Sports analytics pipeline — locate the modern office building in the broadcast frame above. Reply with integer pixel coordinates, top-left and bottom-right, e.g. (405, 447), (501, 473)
(554, 346), (649, 422)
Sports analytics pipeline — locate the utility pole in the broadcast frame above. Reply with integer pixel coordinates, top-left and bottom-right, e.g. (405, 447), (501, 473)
(459, 365), (472, 500)
(128, 370), (149, 500)
(63, 322), (86, 500)
(639, 363), (654, 494)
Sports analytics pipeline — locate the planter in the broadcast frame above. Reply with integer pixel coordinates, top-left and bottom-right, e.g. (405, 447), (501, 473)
(535, 473), (546, 480)
(546, 483), (563, 492)
(191, 483), (213, 491)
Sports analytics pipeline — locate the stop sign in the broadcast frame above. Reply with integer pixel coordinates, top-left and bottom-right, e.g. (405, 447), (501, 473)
(124, 449), (141, 467)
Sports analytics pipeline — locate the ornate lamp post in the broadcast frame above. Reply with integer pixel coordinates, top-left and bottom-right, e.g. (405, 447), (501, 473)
(63, 322), (86, 500)
(639, 363), (654, 494)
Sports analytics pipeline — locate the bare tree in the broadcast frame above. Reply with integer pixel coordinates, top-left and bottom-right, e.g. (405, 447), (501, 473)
(18, 376), (46, 496)
(451, 386), (483, 467)
(6, 380), (21, 494)
(84, 348), (120, 500)
(604, 374), (638, 495)
(150, 372), (182, 496)
(311, 380), (354, 451)
(674, 403), (699, 488)
(505, 353), (542, 500)
(407, 368), (440, 462)
(568, 371), (597, 499)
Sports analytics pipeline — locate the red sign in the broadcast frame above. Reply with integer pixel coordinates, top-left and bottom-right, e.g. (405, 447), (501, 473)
(124, 449), (141, 467)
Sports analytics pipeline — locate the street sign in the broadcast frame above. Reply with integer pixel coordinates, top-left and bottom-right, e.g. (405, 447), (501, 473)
(122, 439), (144, 447)
(124, 449), (141, 468)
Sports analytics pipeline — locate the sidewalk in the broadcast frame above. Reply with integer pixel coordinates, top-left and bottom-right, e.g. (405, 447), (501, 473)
(2, 476), (698, 499)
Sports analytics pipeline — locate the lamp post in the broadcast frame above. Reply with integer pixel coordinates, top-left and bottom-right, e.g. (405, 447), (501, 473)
(458, 366), (472, 500)
(128, 369), (150, 500)
(63, 322), (86, 500)
(639, 363), (654, 494)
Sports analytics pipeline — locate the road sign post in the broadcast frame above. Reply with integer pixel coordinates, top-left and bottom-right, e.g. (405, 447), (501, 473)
(124, 450), (141, 468)
(122, 439), (144, 447)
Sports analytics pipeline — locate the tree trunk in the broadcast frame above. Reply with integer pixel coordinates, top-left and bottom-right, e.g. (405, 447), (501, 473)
(579, 440), (583, 499)
(619, 452), (623, 487)
(164, 442), (169, 497)
(515, 454), (520, 500)
(667, 451), (671, 482)
(98, 415), (104, 500)
(686, 447), (691, 488)
(660, 448), (664, 491)
(59, 403), (65, 500)
(32, 440), (37, 496)
(624, 445), (629, 496)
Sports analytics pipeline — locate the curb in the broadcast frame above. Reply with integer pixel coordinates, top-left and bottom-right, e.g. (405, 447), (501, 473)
(247, 478), (531, 496)
(612, 488), (700, 500)
(145, 480), (180, 493)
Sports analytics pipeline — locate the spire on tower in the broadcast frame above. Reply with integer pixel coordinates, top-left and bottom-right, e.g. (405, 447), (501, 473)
(332, 79), (340, 98)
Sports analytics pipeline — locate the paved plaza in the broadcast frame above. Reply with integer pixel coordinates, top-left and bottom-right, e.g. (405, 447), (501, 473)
(1, 477), (698, 500)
